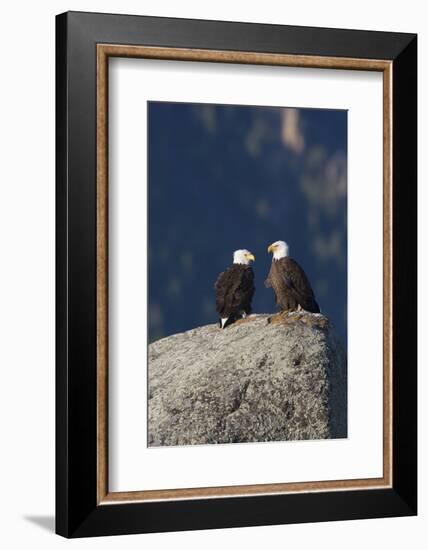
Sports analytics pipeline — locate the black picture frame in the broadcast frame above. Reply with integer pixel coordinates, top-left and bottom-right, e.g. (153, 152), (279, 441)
(56, 11), (417, 538)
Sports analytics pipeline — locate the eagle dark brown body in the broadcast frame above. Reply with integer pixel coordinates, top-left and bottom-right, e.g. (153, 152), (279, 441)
(265, 257), (320, 313)
(214, 264), (255, 328)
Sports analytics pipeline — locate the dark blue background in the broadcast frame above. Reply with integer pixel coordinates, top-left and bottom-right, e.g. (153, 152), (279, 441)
(148, 102), (347, 345)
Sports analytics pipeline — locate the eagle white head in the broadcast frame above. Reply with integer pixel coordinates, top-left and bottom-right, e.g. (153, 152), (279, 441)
(233, 249), (256, 265)
(268, 240), (289, 260)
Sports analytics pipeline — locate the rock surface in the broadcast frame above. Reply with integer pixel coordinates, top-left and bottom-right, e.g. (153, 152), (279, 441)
(148, 313), (347, 446)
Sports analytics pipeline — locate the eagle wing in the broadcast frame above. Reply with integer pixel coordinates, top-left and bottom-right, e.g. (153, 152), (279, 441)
(215, 266), (255, 317)
(281, 258), (320, 313)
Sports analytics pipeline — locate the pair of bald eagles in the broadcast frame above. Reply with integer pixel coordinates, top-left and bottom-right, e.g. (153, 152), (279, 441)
(215, 240), (320, 328)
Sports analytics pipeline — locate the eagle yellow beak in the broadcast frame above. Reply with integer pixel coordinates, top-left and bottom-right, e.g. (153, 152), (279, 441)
(247, 253), (255, 262)
(267, 244), (275, 254)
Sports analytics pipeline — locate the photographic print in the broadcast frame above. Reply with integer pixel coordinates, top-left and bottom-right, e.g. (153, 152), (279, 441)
(147, 101), (347, 447)
(57, 13), (417, 536)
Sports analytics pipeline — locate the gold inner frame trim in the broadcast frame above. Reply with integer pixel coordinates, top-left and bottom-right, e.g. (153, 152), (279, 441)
(96, 44), (393, 505)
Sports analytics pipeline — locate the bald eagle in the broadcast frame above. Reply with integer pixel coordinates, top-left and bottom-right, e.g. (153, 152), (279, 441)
(214, 249), (255, 328)
(265, 241), (320, 313)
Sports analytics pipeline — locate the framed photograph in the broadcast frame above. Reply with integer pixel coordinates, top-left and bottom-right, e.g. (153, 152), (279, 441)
(56, 11), (417, 537)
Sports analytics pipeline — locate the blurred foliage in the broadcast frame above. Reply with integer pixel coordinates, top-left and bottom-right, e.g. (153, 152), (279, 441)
(148, 102), (347, 345)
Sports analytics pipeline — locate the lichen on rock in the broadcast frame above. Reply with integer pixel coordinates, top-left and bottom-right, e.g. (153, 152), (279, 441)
(148, 313), (347, 447)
